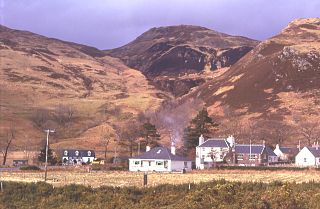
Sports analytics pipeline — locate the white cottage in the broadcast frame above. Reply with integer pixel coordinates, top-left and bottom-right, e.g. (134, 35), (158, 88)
(129, 145), (191, 172)
(196, 135), (233, 169)
(273, 144), (300, 162)
(295, 146), (320, 167)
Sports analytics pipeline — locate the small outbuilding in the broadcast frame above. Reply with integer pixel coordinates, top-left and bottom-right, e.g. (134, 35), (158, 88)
(273, 144), (300, 162)
(129, 145), (191, 172)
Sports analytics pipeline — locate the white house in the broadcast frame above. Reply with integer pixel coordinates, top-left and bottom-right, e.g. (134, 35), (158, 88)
(274, 144), (300, 162)
(196, 135), (233, 169)
(295, 146), (320, 167)
(62, 149), (95, 165)
(129, 144), (191, 172)
(196, 135), (278, 169)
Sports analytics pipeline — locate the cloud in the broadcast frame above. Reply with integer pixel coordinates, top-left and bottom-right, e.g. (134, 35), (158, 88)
(2, 0), (320, 49)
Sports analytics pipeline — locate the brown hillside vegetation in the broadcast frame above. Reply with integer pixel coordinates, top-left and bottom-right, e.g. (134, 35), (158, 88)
(187, 18), (320, 145)
(0, 25), (167, 150)
(107, 25), (259, 96)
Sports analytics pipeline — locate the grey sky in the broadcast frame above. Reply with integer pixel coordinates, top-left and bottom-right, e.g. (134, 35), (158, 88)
(1, 0), (319, 49)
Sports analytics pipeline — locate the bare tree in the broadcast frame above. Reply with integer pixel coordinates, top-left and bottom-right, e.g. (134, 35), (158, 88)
(1, 126), (15, 165)
(54, 104), (74, 126)
(299, 121), (319, 146)
(114, 120), (142, 157)
(31, 108), (51, 128)
(100, 125), (115, 159)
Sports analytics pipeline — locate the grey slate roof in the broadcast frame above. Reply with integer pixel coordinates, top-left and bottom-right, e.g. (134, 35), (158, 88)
(199, 138), (229, 148)
(279, 147), (300, 155)
(265, 146), (277, 157)
(130, 147), (190, 161)
(307, 147), (320, 157)
(62, 149), (95, 158)
(235, 145), (265, 154)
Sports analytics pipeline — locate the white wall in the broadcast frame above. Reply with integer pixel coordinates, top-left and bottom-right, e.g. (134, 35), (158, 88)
(295, 147), (316, 167)
(129, 159), (191, 172)
(171, 160), (192, 172)
(129, 159), (170, 172)
(196, 146), (229, 169)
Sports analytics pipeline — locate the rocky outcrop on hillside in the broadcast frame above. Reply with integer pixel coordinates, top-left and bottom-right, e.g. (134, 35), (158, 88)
(106, 25), (259, 96)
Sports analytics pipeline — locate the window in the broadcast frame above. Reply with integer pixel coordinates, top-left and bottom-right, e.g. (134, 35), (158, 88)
(64, 150), (68, 156)
(220, 147), (223, 151)
(268, 157), (272, 161)
(304, 158), (307, 162)
(237, 154), (243, 160)
(156, 161), (163, 166)
(164, 161), (168, 168)
(184, 161), (188, 168)
(148, 161), (152, 166)
(202, 148), (206, 152)
(134, 161), (140, 165)
(75, 151), (79, 156)
(87, 151), (91, 156)
(220, 155), (223, 159)
(249, 154), (257, 160)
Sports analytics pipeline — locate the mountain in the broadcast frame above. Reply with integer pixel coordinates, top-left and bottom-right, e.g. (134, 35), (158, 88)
(106, 25), (259, 96)
(188, 18), (320, 144)
(0, 25), (166, 150)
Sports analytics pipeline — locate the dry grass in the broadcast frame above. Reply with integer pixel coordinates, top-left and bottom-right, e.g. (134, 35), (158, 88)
(1, 169), (319, 188)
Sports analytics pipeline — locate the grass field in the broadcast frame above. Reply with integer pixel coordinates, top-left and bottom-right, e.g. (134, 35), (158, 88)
(1, 169), (319, 188)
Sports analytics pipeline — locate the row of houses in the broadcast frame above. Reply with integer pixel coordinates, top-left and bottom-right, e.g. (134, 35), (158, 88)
(129, 135), (320, 172)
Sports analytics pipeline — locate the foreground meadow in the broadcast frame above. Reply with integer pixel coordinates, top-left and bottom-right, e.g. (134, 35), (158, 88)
(1, 169), (319, 188)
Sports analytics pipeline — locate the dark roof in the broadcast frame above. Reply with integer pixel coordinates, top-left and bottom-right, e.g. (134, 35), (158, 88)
(130, 147), (190, 161)
(235, 145), (265, 154)
(198, 138), (229, 148)
(279, 147), (300, 155)
(62, 149), (95, 158)
(265, 146), (277, 157)
(307, 147), (320, 157)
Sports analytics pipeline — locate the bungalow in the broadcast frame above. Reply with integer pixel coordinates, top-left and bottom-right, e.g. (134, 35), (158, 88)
(62, 149), (95, 165)
(129, 144), (192, 172)
(295, 146), (320, 167)
(235, 144), (278, 166)
(195, 135), (233, 169)
(273, 144), (300, 162)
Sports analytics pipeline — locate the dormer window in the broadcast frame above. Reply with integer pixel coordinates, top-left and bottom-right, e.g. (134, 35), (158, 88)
(75, 151), (79, 156)
(64, 150), (68, 156)
(88, 151), (91, 156)
(157, 150), (161, 154)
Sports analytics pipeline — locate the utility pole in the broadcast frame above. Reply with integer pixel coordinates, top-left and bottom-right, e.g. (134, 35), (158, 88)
(44, 129), (55, 182)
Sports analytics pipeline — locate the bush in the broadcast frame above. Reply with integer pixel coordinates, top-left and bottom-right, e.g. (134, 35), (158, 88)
(20, 165), (41, 171)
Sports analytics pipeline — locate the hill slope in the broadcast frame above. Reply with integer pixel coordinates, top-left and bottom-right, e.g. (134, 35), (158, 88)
(106, 25), (259, 96)
(189, 18), (320, 145)
(0, 25), (166, 150)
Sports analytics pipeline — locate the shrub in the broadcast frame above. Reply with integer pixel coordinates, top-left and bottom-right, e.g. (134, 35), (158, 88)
(20, 165), (41, 171)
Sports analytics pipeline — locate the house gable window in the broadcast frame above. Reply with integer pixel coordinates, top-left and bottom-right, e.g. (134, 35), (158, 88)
(237, 154), (244, 160)
(156, 161), (163, 166)
(134, 161), (140, 165)
(249, 154), (257, 160)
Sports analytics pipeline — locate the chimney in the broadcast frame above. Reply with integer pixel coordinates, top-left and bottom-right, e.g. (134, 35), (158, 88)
(276, 144), (280, 150)
(262, 140), (265, 147)
(316, 141), (319, 150)
(199, 134), (204, 146)
(227, 135), (235, 148)
(171, 142), (176, 155)
(297, 140), (301, 151)
(146, 145), (150, 152)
